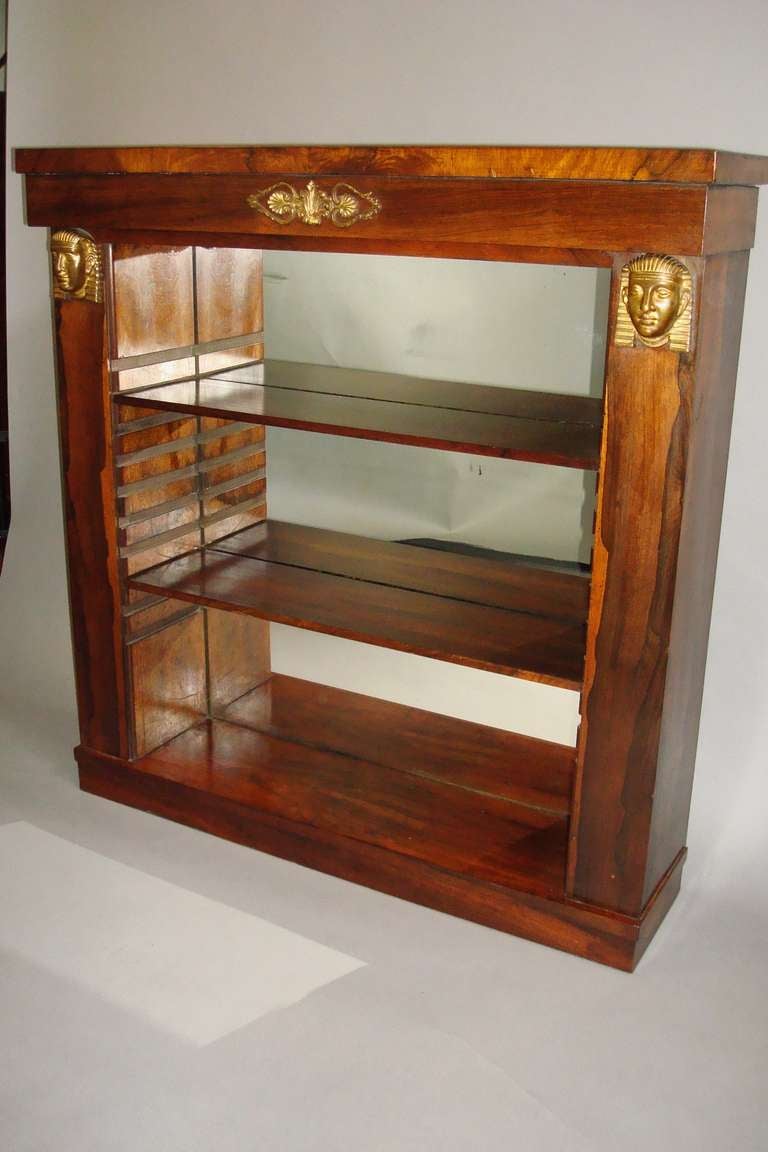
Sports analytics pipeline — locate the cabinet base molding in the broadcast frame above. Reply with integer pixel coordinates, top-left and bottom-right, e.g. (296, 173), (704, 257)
(76, 742), (685, 972)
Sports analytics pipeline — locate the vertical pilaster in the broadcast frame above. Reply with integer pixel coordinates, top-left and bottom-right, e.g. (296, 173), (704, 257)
(644, 250), (749, 904)
(569, 247), (750, 918)
(51, 231), (129, 757)
(568, 252), (696, 915)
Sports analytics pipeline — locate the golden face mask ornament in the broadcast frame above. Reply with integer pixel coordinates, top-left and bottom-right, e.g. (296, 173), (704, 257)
(50, 229), (103, 303)
(618, 254), (692, 349)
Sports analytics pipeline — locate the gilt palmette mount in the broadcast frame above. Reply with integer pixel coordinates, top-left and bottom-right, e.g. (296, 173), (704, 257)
(247, 180), (382, 228)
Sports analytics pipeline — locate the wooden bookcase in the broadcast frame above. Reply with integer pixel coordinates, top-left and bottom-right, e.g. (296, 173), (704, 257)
(16, 145), (768, 969)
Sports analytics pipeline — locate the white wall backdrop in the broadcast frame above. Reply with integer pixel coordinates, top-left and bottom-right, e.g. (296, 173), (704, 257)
(2, 0), (768, 884)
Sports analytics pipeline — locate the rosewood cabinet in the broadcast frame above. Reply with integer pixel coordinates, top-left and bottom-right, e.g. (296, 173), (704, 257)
(16, 145), (768, 969)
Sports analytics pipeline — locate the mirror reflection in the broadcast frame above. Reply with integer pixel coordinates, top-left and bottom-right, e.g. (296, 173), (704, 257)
(263, 251), (609, 567)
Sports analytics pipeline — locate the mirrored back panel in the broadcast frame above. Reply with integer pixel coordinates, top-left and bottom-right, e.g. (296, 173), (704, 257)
(264, 250), (609, 396)
(111, 247), (610, 572)
(110, 245), (611, 744)
(262, 251), (609, 568)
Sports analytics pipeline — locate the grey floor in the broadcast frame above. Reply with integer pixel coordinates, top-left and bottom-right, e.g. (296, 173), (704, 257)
(1, 701), (766, 1152)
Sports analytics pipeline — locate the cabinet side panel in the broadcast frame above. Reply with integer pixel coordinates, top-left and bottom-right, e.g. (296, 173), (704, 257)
(55, 297), (128, 755)
(194, 246), (264, 373)
(569, 261), (691, 915)
(111, 246), (208, 757)
(193, 247), (271, 702)
(198, 418), (266, 544)
(207, 609), (271, 714)
(111, 244), (195, 389)
(128, 609), (208, 757)
(644, 251), (749, 901)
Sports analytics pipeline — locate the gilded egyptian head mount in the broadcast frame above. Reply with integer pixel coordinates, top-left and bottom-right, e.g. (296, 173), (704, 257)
(615, 254), (693, 352)
(50, 229), (103, 303)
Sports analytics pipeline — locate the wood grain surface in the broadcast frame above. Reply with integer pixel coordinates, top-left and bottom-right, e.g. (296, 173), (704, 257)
(248, 359), (604, 425)
(569, 260), (689, 913)
(643, 250), (750, 903)
(127, 718), (569, 897)
(71, 229), (618, 268)
(16, 144), (768, 185)
(212, 521), (590, 620)
(220, 672), (575, 814)
(127, 522), (588, 688)
(54, 295), (129, 756)
(77, 737), (684, 971)
(206, 607), (271, 715)
(116, 369), (603, 468)
(128, 608), (207, 757)
(569, 250), (750, 915)
(111, 244), (196, 390)
(24, 174), (755, 256)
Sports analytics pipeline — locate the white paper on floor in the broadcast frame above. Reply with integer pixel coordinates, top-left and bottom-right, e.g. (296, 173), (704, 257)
(0, 821), (365, 1045)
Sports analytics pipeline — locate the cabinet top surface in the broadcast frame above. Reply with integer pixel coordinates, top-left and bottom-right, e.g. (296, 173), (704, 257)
(14, 144), (768, 185)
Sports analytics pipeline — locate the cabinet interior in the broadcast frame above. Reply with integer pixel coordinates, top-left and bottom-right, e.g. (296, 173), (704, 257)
(114, 244), (604, 903)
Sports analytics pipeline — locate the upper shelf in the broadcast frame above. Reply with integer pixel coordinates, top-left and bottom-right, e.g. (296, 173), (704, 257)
(114, 360), (603, 469)
(15, 145), (768, 185)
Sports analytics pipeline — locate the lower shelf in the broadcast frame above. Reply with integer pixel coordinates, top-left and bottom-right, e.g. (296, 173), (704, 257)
(132, 672), (573, 898)
(75, 673), (684, 969)
(220, 674), (574, 815)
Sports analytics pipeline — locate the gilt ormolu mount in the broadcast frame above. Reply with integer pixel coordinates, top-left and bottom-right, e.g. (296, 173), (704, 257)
(615, 252), (693, 351)
(50, 227), (103, 303)
(15, 144), (768, 969)
(247, 179), (382, 227)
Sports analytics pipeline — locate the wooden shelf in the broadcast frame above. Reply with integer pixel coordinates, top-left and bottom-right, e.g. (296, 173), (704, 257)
(103, 673), (573, 900)
(128, 520), (589, 688)
(115, 359), (603, 469)
(220, 674), (575, 814)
